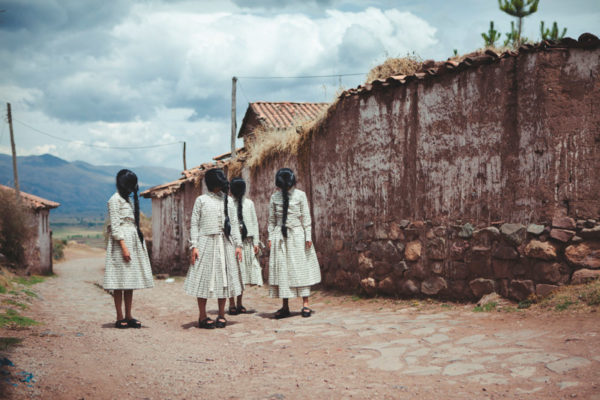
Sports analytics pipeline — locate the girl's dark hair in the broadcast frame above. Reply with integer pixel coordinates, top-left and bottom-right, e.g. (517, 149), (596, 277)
(275, 168), (296, 238)
(116, 169), (144, 243)
(230, 178), (248, 240)
(205, 168), (231, 237)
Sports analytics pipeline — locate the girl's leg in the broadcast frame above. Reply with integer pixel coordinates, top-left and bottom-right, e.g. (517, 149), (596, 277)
(217, 298), (226, 319)
(228, 296), (237, 314)
(282, 298), (289, 311)
(237, 294), (243, 308)
(113, 290), (124, 320)
(302, 296), (309, 309)
(124, 289), (133, 320)
(197, 298), (208, 321)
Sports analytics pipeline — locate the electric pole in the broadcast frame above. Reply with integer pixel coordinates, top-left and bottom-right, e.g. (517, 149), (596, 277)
(231, 76), (237, 158)
(183, 141), (187, 171)
(7, 102), (20, 199)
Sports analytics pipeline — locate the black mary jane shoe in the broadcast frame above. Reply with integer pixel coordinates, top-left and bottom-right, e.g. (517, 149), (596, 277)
(274, 307), (291, 320)
(198, 317), (215, 329)
(301, 307), (312, 318)
(215, 317), (227, 328)
(236, 305), (247, 314)
(127, 318), (142, 328)
(115, 319), (129, 329)
(228, 306), (239, 316)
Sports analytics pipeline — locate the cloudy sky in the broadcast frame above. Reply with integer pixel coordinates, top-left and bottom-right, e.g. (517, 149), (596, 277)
(0, 0), (598, 170)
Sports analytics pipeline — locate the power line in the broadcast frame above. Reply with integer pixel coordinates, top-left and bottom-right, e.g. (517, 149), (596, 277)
(237, 72), (365, 80)
(13, 118), (182, 150)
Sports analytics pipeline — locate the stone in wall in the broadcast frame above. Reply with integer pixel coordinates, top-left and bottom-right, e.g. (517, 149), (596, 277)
(467, 246), (492, 277)
(536, 284), (559, 297)
(426, 237), (446, 260)
(500, 224), (526, 246)
(550, 229), (576, 243)
(400, 279), (420, 296)
(509, 280), (534, 301)
(469, 278), (496, 298)
(421, 277), (447, 295)
(524, 240), (557, 260)
(571, 269), (600, 284)
(565, 241), (600, 269)
(405, 241), (422, 261)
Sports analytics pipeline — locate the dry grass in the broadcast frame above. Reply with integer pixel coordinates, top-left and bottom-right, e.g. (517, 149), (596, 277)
(535, 279), (600, 312)
(366, 54), (423, 82)
(448, 46), (511, 63)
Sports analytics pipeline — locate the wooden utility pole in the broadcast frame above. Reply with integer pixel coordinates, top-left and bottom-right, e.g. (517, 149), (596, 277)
(231, 76), (237, 158)
(7, 102), (20, 199)
(182, 141), (187, 171)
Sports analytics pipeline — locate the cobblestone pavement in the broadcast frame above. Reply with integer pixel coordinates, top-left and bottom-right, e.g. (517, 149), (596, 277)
(2, 246), (600, 399)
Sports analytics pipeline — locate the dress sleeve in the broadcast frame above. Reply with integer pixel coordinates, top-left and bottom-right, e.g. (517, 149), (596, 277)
(300, 191), (312, 242)
(249, 200), (260, 246)
(108, 196), (124, 241)
(267, 194), (276, 241)
(228, 197), (242, 247)
(189, 197), (202, 249)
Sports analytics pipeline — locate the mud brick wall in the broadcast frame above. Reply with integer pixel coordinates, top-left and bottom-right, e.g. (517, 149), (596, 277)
(244, 43), (600, 299)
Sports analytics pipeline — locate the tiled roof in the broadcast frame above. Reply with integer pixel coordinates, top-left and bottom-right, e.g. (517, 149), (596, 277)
(213, 148), (245, 161)
(238, 102), (330, 137)
(0, 184), (60, 210)
(340, 34), (600, 98)
(141, 159), (229, 199)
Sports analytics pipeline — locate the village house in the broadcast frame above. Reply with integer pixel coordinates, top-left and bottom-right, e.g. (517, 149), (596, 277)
(0, 184), (60, 275)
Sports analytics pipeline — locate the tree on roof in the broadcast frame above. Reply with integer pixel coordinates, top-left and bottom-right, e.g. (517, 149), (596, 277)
(498, 0), (539, 47)
(540, 21), (567, 41)
(482, 21), (502, 47)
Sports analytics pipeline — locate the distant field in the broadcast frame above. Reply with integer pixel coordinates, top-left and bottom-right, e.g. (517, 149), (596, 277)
(51, 221), (106, 249)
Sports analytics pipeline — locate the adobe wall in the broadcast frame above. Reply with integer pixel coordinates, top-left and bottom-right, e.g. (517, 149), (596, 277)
(244, 46), (600, 300)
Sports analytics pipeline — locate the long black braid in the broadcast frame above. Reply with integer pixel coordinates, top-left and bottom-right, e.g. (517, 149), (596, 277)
(116, 169), (144, 243)
(275, 168), (296, 238)
(230, 178), (248, 239)
(206, 168), (231, 237)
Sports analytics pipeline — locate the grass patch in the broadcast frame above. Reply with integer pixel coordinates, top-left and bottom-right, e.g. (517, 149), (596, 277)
(536, 279), (600, 312)
(13, 275), (45, 286)
(0, 309), (39, 328)
(2, 300), (28, 310)
(473, 302), (497, 312)
(21, 289), (37, 298)
(518, 299), (533, 309)
(555, 298), (575, 311)
(0, 285), (6, 294)
(0, 337), (23, 351)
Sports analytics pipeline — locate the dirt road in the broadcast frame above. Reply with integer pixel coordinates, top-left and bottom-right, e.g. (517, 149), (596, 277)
(2, 245), (600, 399)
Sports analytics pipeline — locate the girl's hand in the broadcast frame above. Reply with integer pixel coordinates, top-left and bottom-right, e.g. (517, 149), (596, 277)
(268, 240), (271, 250)
(253, 245), (259, 255)
(306, 241), (312, 250)
(190, 248), (199, 264)
(119, 241), (131, 262)
(235, 247), (243, 262)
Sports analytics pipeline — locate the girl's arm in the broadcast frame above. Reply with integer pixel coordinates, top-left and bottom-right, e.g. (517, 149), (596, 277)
(189, 197), (202, 264)
(108, 196), (130, 262)
(249, 200), (260, 247)
(229, 198), (243, 248)
(267, 195), (276, 246)
(300, 191), (312, 243)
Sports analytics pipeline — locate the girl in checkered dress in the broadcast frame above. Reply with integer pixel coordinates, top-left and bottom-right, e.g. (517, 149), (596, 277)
(228, 177), (263, 315)
(268, 168), (321, 319)
(184, 168), (243, 329)
(104, 169), (154, 329)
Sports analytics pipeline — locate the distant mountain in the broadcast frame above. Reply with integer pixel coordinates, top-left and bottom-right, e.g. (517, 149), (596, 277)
(0, 153), (180, 217)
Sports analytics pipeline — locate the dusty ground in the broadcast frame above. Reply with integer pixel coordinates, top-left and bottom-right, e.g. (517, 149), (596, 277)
(1, 244), (600, 400)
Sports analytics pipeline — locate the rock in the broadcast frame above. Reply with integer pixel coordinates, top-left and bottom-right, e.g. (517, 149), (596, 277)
(580, 226), (600, 239)
(469, 278), (496, 298)
(360, 277), (377, 294)
(468, 247), (492, 277)
(427, 237), (446, 260)
(458, 223), (475, 239)
(354, 242), (368, 252)
(391, 261), (409, 277)
(524, 240), (557, 260)
(374, 261), (392, 277)
(425, 229), (436, 240)
(405, 241), (422, 261)
(552, 216), (576, 230)
(410, 220), (425, 229)
(585, 219), (597, 228)
(446, 261), (469, 280)
(388, 222), (402, 240)
(571, 235), (583, 243)
(550, 229), (575, 243)
(369, 240), (402, 262)
(358, 253), (374, 276)
(527, 224), (545, 236)
(421, 277), (447, 295)
(508, 279), (534, 301)
(431, 262), (444, 275)
(500, 223), (526, 245)
(406, 262), (428, 280)
(477, 292), (504, 307)
(378, 276), (397, 294)
(450, 240), (470, 260)
(449, 280), (472, 299)
(492, 244), (520, 260)
(565, 242), (600, 269)
(571, 269), (600, 284)
(155, 273), (170, 280)
(433, 226), (447, 237)
(364, 222), (374, 228)
(536, 284), (559, 297)
(492, 260), (514, 279)
(399, 219), (410, 229)
(400, 279), (420, 295)
(333, 239), (344, 252)
(496, 279), (510, 298)
(533, 262), (565, 284)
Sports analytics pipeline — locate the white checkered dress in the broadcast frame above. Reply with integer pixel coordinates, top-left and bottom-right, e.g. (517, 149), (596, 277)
(268, 188), (321, 298)
(183, 192), (243, 299)
(103, 192), (154, 290)
(236, 197), (263, 286)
